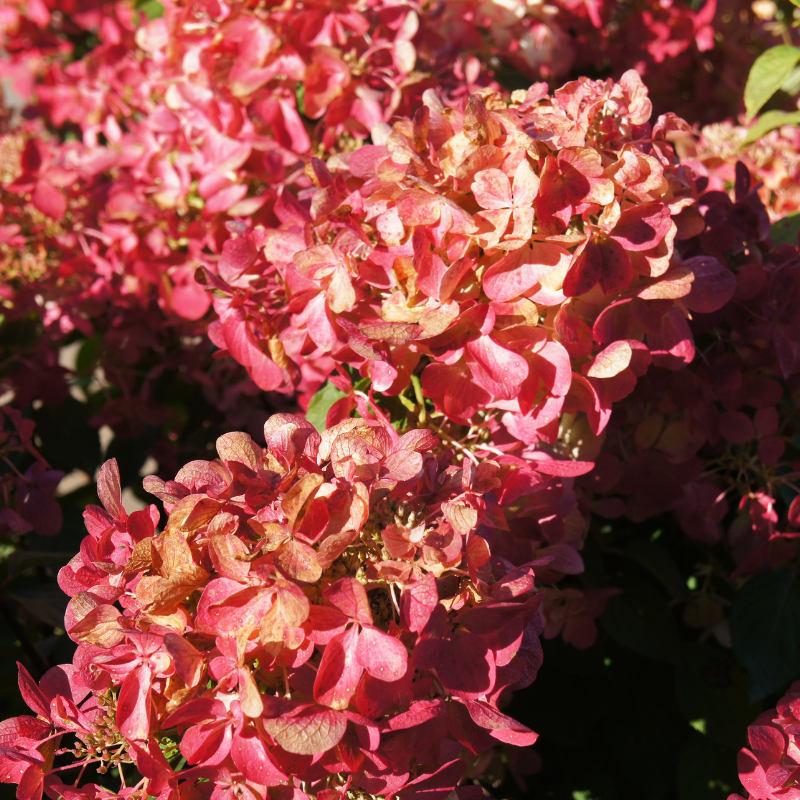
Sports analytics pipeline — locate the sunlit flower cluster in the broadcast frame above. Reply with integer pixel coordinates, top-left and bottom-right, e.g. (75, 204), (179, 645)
(0, 416), (543, 799)
(208, 72), (729, 445)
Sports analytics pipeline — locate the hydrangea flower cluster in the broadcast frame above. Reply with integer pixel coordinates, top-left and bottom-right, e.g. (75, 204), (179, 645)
(208, 72), (729, 440)
(0, 414), (544, 799)
(0, 0), (789, 450)
(0, 112), (280, 486)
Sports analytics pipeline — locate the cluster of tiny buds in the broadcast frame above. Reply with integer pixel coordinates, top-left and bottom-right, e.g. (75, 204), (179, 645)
(67, 692), (132, 773)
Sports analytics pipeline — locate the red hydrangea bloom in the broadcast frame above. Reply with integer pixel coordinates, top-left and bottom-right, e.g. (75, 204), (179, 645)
(0, 413), (546, 798)
(207, 74), (718, 451)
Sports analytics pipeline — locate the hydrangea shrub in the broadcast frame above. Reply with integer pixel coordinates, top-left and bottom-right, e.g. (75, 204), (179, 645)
(3, 0), (800, 798)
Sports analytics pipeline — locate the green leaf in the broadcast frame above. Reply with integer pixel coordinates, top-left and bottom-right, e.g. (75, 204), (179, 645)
(136, 0), (164, 18)
(731, 571), (800, 701)
(771, 211), (800, 246)
(305, 381), (347, 432)
(743, 109), (800, 144)
(744, 45), (800, 121)
(783, 65), (800, 97)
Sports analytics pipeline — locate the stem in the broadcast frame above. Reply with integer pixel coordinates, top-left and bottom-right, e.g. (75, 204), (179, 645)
(389, 583), (401, 621)
(73, 761), (87, 787)
(410, 374), (426, 423)
(2, 456), (31, 482)
(474, 443), (510, 458)
(282, 665), (292, 699)
(48, 759), (94, 775)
